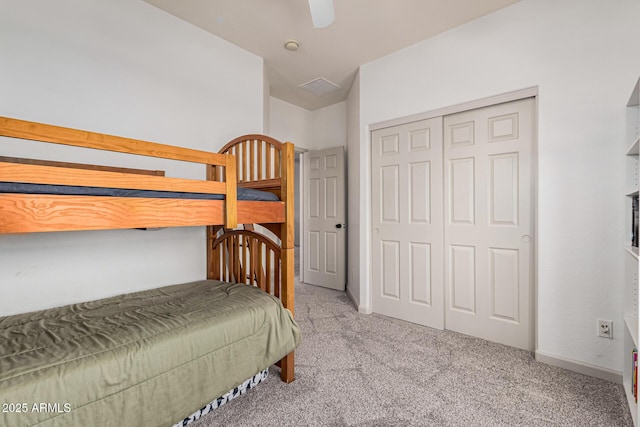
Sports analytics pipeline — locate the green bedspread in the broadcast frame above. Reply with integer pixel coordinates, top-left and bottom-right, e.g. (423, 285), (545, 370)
(0, 280), (300, 427)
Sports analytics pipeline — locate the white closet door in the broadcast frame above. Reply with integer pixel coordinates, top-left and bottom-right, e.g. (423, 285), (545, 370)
(371, 118), (444, 329)
(443, 98), (534, 351)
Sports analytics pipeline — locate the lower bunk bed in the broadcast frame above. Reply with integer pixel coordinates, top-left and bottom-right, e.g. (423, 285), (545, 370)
(1, 277), (300, 427)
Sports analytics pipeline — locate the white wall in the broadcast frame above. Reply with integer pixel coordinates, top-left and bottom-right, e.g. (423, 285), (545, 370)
(352, 0), (640, 372)
(346, 72), (362, 307)
(312, 102), (347, 149)
(0, 0), (263, 316)
(263, 63), (271, 134)
(270, 97), (314, 149)
(270, 97), (347, 150)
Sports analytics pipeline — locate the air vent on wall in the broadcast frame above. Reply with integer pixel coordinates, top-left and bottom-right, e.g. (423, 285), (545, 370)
(299, 77), (340, 97)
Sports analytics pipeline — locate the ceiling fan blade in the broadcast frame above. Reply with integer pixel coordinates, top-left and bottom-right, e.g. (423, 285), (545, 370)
(308, 0), (335, 29)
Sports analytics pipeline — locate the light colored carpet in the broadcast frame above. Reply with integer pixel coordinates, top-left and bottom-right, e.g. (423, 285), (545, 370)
(189, 268), (632, 426)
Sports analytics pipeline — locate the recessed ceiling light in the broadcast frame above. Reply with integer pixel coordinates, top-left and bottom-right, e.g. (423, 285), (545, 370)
(284, 40), (300, 51)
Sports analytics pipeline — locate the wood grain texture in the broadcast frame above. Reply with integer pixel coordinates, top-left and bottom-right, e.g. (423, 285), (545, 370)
(279, 142), (296, 382)
(0, 195), (225, 233)
(219, 134), (286, 184)
(206, 165), (217, 280)
(219, 134), (283, 154)
(224, 154), (238, 229)
(266, 144), (272, 179)
(0, 162), (227, 194)
(280, 142), (295, 250)
(208, 133), (296, 381)
(0, 196), (283, 234)
(280, 352), (295, 383)
(210, 229), (282, 291)
(0, 156), (165, 176)
(237, 178), (282, 190)
(0, 116), (227, 166)
(281, 248), (295, 314)
(236, 201), (285, 224)
(278, 142), (295, 328)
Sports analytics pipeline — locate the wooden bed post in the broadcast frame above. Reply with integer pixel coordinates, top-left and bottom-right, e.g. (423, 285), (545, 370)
(207, 154), (237, 279)
(279, 142), (295, 383)
(210, 135), (297, 382)
(224, 154), (238, 229)
(206, 164), (215, 280)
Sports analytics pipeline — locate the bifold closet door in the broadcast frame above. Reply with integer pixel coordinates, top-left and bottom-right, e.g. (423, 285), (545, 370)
(371, 118), (444, 329)
(443, 98), (534, 351)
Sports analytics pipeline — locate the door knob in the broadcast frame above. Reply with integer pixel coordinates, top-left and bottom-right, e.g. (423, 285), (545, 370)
(522, 235), (531, 243)
(336, 224), (343, 229)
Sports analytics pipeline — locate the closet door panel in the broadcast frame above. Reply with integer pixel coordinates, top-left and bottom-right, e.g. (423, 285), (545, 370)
(444, 98), (534, 351)
(371, 118), (444, 329)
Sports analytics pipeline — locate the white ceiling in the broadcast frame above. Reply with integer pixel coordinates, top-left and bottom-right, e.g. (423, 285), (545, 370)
(144, 0), (520, 111)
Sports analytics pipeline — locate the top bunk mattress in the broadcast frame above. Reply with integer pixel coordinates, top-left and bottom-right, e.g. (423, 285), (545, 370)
(0, 280), (300, 426)
(0, 182), (279, 201)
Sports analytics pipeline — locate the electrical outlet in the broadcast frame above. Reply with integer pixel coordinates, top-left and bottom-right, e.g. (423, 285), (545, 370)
(598, 320), (613, 339)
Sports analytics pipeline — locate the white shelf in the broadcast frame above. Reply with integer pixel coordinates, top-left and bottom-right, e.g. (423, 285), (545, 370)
(625, 379), (638, 427)
(627, 316), (639, 346)
(623, 77), (640, 426)
(629, 78), (640, 107)
(628, 137), (640, 156)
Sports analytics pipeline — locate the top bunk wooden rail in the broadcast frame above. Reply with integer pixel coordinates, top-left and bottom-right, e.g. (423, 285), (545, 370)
(0, 117), (293, 233)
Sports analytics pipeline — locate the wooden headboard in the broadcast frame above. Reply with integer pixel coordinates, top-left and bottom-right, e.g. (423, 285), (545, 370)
(214, 134), (292, 199)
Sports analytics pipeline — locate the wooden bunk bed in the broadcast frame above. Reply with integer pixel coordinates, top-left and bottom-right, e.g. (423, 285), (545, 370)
(0, 117), (299, 427)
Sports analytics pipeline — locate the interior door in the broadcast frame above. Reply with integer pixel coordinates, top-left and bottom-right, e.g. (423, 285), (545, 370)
(443, 98), (534, 351)
(303, 146), (346, 290)
(371, 118), (444, 329)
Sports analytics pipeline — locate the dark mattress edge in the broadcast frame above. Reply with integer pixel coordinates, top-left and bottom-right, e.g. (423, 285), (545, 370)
(0, 182), (280, 201)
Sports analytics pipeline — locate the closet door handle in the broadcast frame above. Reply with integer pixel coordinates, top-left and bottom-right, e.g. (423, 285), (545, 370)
(522, 235), (531, 243)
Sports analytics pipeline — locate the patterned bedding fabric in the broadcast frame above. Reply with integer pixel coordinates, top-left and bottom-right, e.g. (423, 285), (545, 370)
(0, 280), (300, 427)
(0, 182), (280, 201)
(175, 369), (269, 427)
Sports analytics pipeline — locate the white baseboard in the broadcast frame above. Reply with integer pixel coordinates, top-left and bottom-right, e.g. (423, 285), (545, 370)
(535, 350), (622, 384)
(358, 305), (372, 314)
